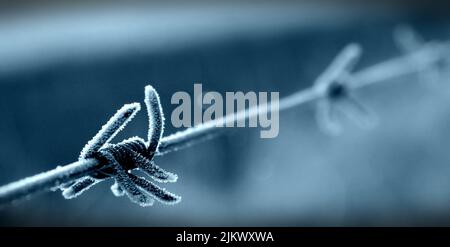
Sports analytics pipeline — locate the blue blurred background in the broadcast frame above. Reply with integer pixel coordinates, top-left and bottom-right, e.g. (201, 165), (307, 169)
(1, 0), (450, 226)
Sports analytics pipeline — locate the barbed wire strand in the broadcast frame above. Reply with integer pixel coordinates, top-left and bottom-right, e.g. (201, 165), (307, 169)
(0, 42), (448, 206)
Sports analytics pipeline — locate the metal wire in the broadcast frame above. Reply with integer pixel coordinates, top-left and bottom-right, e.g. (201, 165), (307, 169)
(0, 41), (448, 206)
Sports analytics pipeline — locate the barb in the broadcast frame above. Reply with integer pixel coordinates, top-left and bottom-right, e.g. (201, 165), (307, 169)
(312, 43), (377, 135)
(393, 24), (444, 86)
(0, 29), (449, 207)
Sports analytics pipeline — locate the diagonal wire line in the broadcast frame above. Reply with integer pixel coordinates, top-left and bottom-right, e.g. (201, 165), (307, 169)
(0, 41), (448, 206)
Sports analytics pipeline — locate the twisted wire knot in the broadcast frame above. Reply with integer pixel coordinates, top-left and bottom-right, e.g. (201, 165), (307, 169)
(59, 85), (180, 207)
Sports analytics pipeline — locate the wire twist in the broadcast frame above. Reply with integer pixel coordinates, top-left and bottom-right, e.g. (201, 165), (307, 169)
(58, 86), (180, 207)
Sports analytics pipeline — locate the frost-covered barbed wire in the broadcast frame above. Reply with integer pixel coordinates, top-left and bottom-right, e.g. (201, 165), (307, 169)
(0, 26), (449, 207)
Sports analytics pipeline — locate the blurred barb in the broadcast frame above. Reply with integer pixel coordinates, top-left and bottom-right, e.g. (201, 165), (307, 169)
(312, 43), (376, 136)
(0, 159), (98, 205)
(0, 37), (449, 207)
(393, 24), (446, 85)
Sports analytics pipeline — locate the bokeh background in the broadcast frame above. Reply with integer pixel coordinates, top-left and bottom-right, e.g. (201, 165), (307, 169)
(1, 0), (450, 226)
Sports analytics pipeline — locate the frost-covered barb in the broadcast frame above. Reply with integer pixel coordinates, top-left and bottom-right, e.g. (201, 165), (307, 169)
(61, 85), (180, 206)
(313, 43), (377, 136)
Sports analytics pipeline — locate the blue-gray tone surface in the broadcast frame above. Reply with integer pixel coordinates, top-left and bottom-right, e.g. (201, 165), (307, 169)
(0, 1), (450, 226)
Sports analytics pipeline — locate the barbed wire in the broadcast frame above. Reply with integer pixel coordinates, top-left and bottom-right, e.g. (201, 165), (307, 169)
(0, 26), (449, 207)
